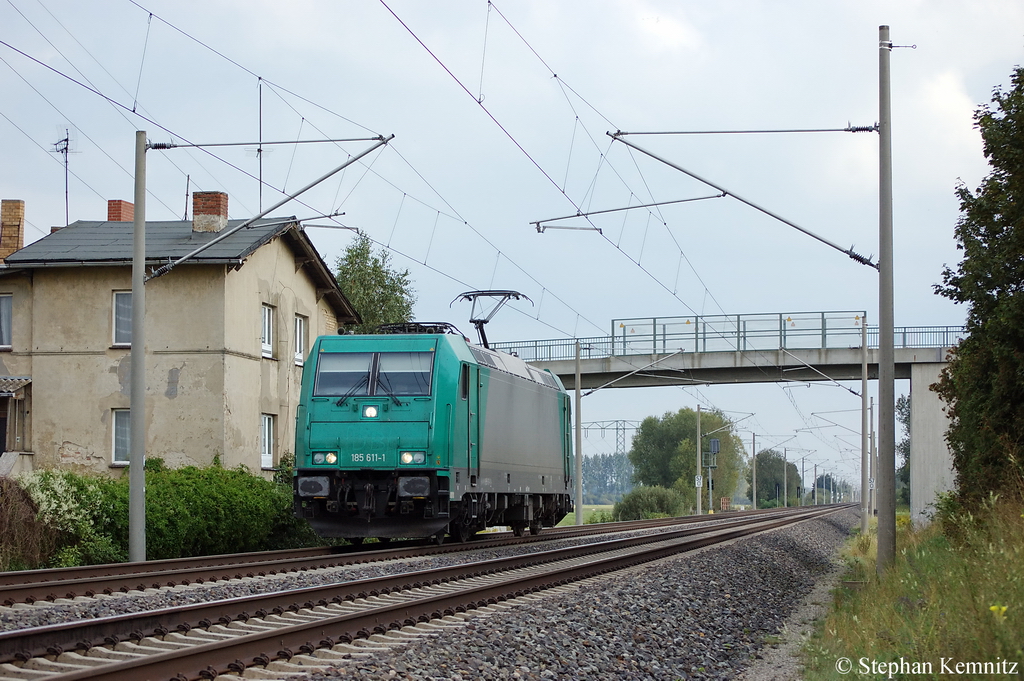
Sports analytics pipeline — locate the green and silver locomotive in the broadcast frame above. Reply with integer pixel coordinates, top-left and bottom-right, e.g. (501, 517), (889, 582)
(293, 323), (573, 542)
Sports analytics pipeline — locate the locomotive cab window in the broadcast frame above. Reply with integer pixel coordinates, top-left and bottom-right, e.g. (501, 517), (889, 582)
(377, 352), (433, 396)
(314, 352), (372, 396)
(313, 350), (434, 397)
(459, 364), (469, 400)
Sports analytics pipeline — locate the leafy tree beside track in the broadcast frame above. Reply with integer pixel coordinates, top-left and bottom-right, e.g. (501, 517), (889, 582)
(746, 449), (801, 508)
(934, 66), (1024, 506)
(335, 233), (416, 334)
(628, 408), (743, 511)
(582, 452), (633, 504)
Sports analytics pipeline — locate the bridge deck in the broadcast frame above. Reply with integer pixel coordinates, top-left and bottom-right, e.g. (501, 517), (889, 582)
(489, 312), (963, 389)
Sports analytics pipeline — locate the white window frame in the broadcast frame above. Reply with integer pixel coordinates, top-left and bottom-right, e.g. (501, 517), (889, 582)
(261, 304), (274, 358)
(113, 291), (132, 347)
(294, 315), (307, 366)
(260, 413), (275, 469)
(0, 294), (11, 350)
(113, 409), (130, 465)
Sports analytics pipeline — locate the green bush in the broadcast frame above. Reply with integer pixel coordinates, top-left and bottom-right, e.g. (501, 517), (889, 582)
(13, 459), (320, 567)
(0, 477), (59, 570)
(141, 463), (316, 559)
(19, 468), (127, 566)
(612, 485), (684, 520)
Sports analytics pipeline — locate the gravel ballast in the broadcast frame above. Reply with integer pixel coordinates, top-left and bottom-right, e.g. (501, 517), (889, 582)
(0, 520), (750, 632)
(0, 509), (856, 680)
(303, 508), (857, 680)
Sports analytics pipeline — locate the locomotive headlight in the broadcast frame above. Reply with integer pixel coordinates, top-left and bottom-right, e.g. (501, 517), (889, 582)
(312, 452), (338, 465)
(362, 405), (379, 418)
(400, 451), (426, 465)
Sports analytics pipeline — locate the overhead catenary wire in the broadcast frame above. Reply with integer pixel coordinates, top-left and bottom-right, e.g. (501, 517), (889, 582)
(380, 3), (871, 468)
(377, 2), (743, 345)
(127, 0), (380, 136)
(132, 12), (152, 111)
(382, 2), (865, 448)
(4, 3), (865, 461)
(608, 132), (879, 269)
(3, 1), (236, 212)
(612, 125), (879, 136)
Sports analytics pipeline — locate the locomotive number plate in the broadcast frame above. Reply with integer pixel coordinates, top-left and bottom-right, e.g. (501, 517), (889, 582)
(350, 452), (388, 464)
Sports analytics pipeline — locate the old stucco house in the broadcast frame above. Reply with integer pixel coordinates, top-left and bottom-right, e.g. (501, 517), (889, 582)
(0, 193), (358, 478)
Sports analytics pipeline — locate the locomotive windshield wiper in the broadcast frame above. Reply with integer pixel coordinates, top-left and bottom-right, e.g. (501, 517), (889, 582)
(375, 374), (405, 407)
(335, 375), (369, 407)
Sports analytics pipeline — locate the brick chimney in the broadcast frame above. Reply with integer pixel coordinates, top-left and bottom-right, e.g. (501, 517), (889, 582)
(0, 200), (25, 263)
(192, 191), (228, 233)
(107, 199), (134, 222)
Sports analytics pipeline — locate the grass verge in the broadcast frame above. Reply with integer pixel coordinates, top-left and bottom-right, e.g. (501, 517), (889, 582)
(557, 504), (614, 526)
(802, 497), (1023, 679)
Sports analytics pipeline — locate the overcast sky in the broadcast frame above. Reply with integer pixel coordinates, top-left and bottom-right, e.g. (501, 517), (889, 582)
(2, 1), (1022, 485)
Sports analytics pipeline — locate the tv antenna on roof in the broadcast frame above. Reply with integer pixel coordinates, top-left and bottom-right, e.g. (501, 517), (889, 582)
(51, 126), (77, 227)
(452, 290), (531, 349)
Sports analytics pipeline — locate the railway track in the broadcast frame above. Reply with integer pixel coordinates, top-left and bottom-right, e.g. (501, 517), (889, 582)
(0, 505), (850, 681)
(0, 507), (787, 607)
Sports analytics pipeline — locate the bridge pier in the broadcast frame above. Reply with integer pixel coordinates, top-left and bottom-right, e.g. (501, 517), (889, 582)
(909, 362), (955, 526)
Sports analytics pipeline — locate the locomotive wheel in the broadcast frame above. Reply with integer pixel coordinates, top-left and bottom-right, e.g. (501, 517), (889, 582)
(431, 531), (445, 546)
(349, 537), (365, 546)
(529, 522), (542, 536)
(511, 523), (526, 537)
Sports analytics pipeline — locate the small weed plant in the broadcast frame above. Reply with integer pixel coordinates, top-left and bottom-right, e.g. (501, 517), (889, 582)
(803, 494), (1024, 679)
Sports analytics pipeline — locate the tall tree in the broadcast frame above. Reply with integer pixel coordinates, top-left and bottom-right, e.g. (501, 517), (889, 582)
(934, 66), (1024, 505)
(746, 449), (801, 508)
(335, 234), (416, 334)
(813, 472), (847, 504)
(628, 407), (743, 511)
(582, 452), (634, 504)
(896, 394), (911, 506)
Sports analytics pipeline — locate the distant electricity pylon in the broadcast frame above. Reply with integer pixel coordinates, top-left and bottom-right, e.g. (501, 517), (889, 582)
(582, 420), (641, 455)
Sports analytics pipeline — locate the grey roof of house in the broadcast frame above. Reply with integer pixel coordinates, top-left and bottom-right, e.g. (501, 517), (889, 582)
(4, 218), (291, 266)
(1, 218), (359, 324)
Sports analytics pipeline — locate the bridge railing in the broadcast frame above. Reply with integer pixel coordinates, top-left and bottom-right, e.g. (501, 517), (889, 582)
(490, 311), (965, 362)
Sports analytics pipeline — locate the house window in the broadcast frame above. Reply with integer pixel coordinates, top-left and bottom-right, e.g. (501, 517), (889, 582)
(261, 304), (274, 357)
(294, 315), (307, 365)
(0, 294), (11, 349)
(261, 413), (275, 469)
(113, 291), (132, 346)
(113, 409), (130, 465)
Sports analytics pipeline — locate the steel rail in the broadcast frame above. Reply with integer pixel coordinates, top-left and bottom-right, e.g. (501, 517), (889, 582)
(28, 506), (847, 681)
(0, 507), (787, 605)
(0, 506), (849, 667)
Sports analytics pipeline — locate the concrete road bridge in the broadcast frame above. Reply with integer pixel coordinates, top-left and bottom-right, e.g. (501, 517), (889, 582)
(490, 311), (964, 526)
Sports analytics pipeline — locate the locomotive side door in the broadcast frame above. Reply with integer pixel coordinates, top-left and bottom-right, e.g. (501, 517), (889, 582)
(562, 395), (573, 489)
(466, 364), (480, 486)
(454, 363), (480, 487)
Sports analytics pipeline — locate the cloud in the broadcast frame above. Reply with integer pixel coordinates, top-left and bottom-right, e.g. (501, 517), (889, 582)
(900, 70), (986, 190)
(634, 8), (704, 54)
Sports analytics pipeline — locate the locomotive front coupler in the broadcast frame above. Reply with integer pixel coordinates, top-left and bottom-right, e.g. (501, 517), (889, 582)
(361, 482), (376, 519)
